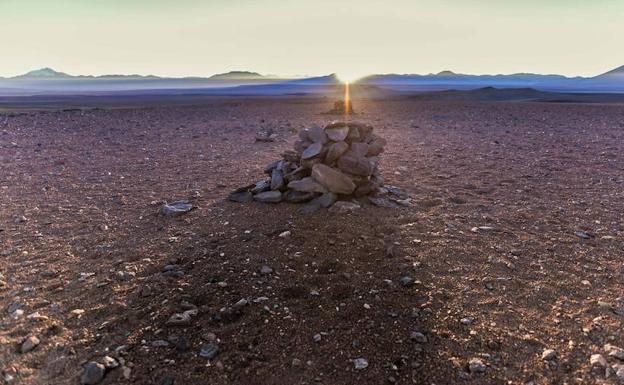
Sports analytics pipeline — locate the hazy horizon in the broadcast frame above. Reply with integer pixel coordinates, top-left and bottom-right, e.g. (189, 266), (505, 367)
(1, 0), (623, 79)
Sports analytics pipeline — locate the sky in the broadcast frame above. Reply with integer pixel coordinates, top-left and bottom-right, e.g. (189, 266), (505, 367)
(0, 0), (623, 79)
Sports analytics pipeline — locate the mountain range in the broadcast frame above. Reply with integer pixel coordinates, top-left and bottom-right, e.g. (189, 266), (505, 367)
(1, 66), (624, 96)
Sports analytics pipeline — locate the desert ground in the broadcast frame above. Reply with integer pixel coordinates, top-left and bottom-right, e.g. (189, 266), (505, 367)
(1, 96), (624, 385)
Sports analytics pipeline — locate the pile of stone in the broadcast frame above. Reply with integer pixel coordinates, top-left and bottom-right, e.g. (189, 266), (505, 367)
(229, 121), (408, 212)
(324, 100), (354, 115)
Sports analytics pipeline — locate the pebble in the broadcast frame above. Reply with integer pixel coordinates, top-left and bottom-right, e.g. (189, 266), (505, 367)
(354, 358), (369, 370)
(410, 331), (427, 343)
(81, 362), (105, 385)
(20, 336), (40, 353)
(590, 353), (607, 368)
(152, 340), (170, 347)
(278, 230), (291, 238)
(199, 343), (219, 360)
(399, 276), (414, 287)
(101, 356), (119, 369)
(541, 349), (557, 361)
(605, 344), (624, 360)
(313, 333), (322, 343)
(468, 358), (486, 373)
(260, 265), (273, 274)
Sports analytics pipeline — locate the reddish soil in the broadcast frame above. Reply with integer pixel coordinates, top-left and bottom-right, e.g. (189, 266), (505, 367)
(1, 97), (624, 385)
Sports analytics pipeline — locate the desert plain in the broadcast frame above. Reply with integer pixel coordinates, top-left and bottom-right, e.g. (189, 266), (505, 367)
(1, 96), (624, 385)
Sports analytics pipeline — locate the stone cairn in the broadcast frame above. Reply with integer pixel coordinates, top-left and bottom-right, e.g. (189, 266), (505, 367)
(228, 121), (409, 212)
(324, 100), (354, 115)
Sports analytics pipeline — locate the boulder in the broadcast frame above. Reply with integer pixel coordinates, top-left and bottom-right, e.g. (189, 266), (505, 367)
(270, 169), (285, 191)
(350, 142), (369, 157)
(311, 164), (356, 195)
(250, 180), (271, 194)
(283, 190), (318, 203)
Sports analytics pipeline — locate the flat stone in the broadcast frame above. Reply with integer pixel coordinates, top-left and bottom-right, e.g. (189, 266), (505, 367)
(250, 180), (271, 194)
(227, 191), (253, 203)
(308, 124), (328, 144)
(287, 177), (328, 193)
(199, 343), (219, 360)
(160, 201), (193, 217)
(81, 362), (105, 385)
(253, 191), (282, 203)
(324, 141), (349, 164)
(311, 164), (356, 195)
(325, 126), (349, 141)
(270, 169), (284, 191)
(282, 190), (317, 203)
(301, 142), (323, 159)
(300, 201), (322, 214)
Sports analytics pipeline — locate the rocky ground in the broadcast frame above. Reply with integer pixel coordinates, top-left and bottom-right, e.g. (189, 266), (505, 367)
(1, 97), (624, 385)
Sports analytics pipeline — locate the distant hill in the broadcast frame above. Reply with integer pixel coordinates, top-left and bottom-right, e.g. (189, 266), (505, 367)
(208, 71), (269, 80)
(409, 87), (624, 103)
(596, 65), (624, 78)
(15, 67), (72, 79)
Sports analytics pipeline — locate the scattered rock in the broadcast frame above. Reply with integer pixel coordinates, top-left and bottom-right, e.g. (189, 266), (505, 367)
(541, 349), (557, 361)
(20, 336), (40, 353)
(199, 343), (219, 360)
(354, 358), (369, 370)
(81, 362), (106, 385)
(468, 358), (486, 374)
(160, 201), (193, 217)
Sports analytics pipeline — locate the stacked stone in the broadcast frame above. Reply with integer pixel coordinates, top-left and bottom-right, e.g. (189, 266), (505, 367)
(229, 121), (387, 210)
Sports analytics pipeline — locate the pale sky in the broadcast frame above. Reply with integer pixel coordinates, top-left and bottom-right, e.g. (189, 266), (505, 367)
(0, 0), (622, 78)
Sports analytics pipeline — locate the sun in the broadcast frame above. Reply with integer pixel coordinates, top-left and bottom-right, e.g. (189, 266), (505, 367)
(336, 71), (366, 83)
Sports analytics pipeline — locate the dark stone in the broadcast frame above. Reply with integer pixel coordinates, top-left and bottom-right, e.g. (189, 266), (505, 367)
(227, 191), (253, 203)
(253, 191), (282, 203)
(283, 190), (318, 203)
(199, 343), (219, 360)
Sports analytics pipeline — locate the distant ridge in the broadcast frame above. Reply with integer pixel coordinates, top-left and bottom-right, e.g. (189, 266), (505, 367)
(208, 71), (267, 80)
(15, 67), (72, 79)
(597, 65), (624, 77)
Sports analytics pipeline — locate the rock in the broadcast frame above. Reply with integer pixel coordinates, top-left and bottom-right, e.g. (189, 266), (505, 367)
(122, 367), (132, 380)
(337, 153), (373, 176)
(160, 201), (193, 217)
(541, 349), (557, 361)
(233, 299), (248, 310)
(353, 358), (368, 370)
(152, 340), (170, 347)
(468, 358), (486, 373)
(590, 354), (607, 368)
(20, 336), (40, 353)
(308, 124), (328, 144)
(369, 196), (400, 208)
(312, 192), (337, 208)
(279, 230), (291, 238)
(400, 276), (414, 286)
(260, 265), (273, 274)
(116, 271), (135, 281)
(101, 356), (118, 369)
(253, 191), (282, 203)
(300, 201), (322, 214)
(346, 126), (361, 142)
(270, 169), (285, 191)
(410, 332), (427, 343)
(366, 136), (387, 156)
(166, 309), (197, 326)
(313, 333), (322, 342)
(227, 191), (253, 203)
(199, 343), (219, 360)
(311, 164), (356, 195)
(325, 126), (349, 141)
(301, 142), (323, 159)
(614, 364), (624, 380)
(330, 201), (360, 212)
(287, 177), (328, 193)
(350, 142), (369, 157)
(324, 141), (349, 164)
(605, 344), (624, 360)
(575, 231), (592, 239)
(282, 190), (317, 203)
(250, 180), (271, 194)
(81, 362), (106, 385)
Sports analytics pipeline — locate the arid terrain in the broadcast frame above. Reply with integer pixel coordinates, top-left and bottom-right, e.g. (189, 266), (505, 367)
(1, 97), (624, 385)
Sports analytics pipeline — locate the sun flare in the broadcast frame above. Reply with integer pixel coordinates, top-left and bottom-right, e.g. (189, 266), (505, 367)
(336, 72), (366, 83)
